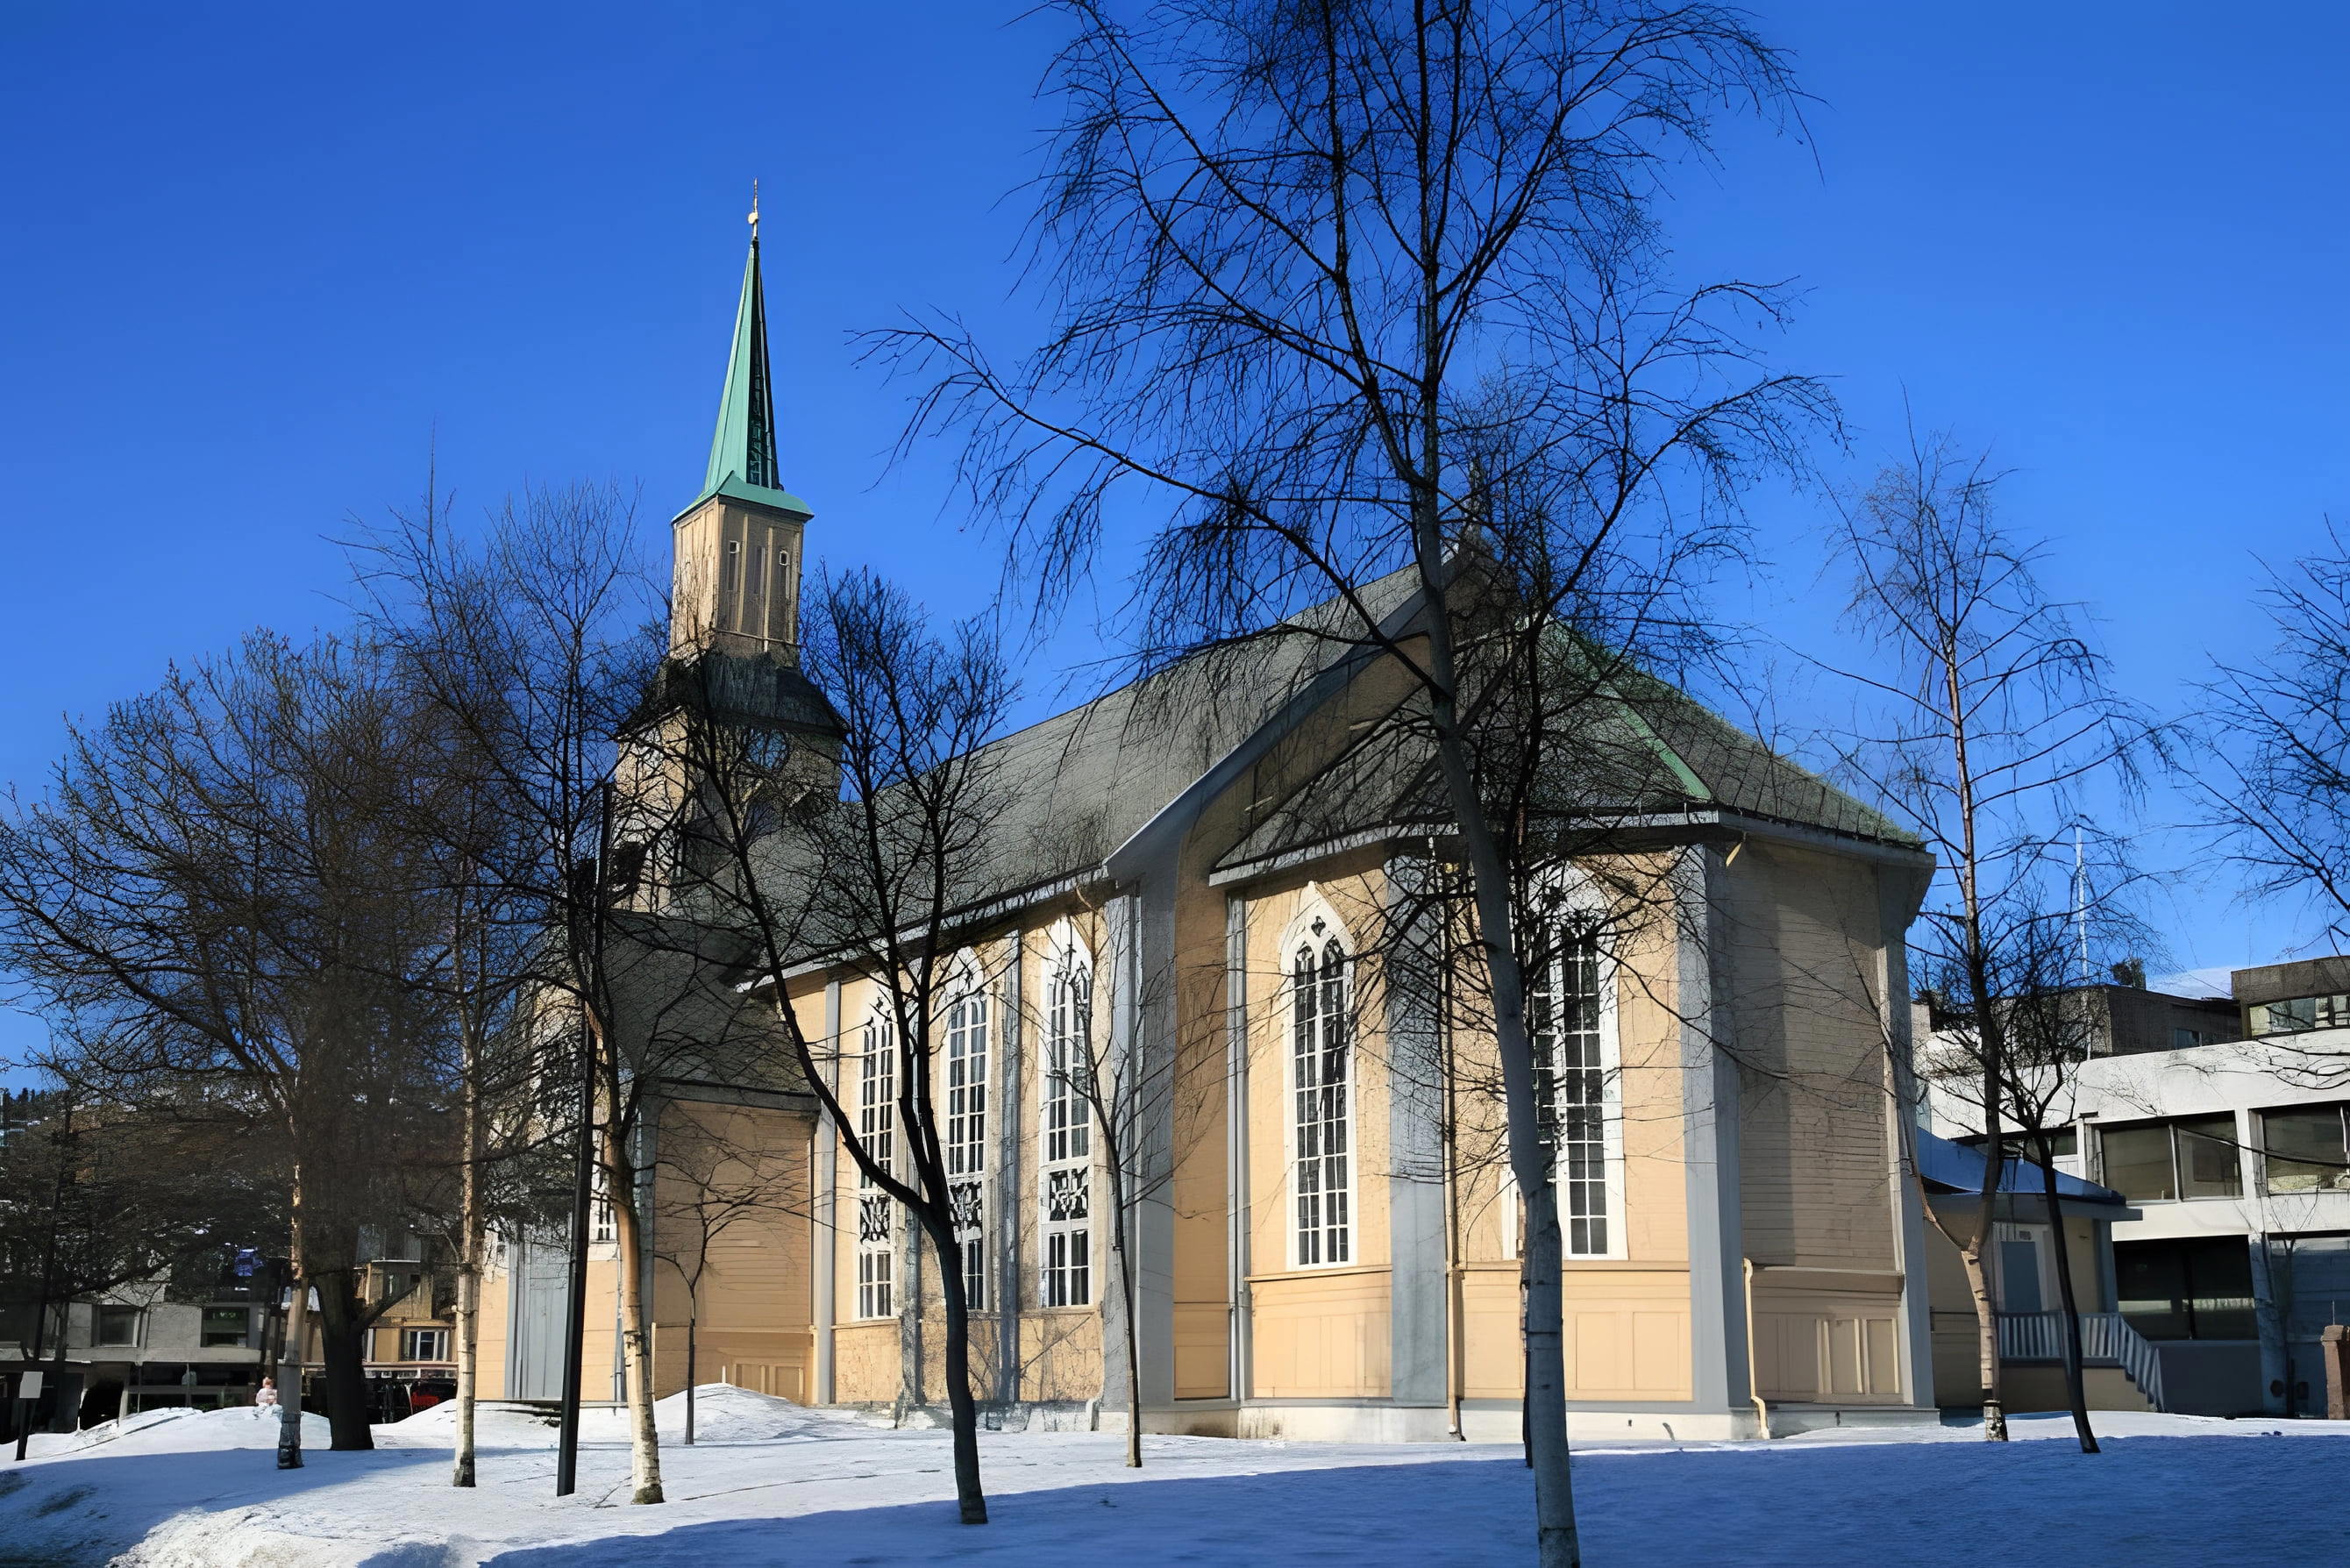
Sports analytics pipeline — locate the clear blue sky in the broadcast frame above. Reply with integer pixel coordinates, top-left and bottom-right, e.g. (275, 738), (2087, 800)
(3, 3), (2346, 1066)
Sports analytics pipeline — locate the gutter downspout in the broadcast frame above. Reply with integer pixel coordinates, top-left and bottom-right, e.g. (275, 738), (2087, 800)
(1439, 913), (1464, 1440)
(1741, 1259), (1770, 1439)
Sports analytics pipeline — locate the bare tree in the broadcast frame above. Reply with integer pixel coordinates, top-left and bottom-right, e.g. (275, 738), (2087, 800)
(0, 1089), (285, 1454)
(0, 633), (460, 1458)
(355, 481), (675, 1504)
(639, 567), (1019, 1526)
(1819, 433), (2162, 1447)
(2197, 524), (2350, 956)
(872, 6), (1824, 1557)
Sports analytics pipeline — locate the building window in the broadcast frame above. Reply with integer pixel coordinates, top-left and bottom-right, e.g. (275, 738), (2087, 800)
(1290, 920), (1352, 1267)
(2252, 994), (2350, 1036)
(1043, 1168), (1091, 1308)
(723, 537), (742, 601)
(2117, 1237), (2257, 1340)
(944, 979), (990, 1312)
(2097, 1115), (2241, 1201)
(768, 550), (794, 644)
(96, 1306), (142, 1347)
(2261, 1103), (2350, 1193)
(590, 1170), (616, 1244)
(400, 1328), (450, 1362)
(200, 1307), (251, 1348)
(1531, 922), (1616, 1256)
(855, 1008), (897, 1319)
(1040, 933), (1093, 1307)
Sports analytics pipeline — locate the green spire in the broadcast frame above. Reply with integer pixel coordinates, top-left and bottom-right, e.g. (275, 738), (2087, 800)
(687, 203), (811, 520)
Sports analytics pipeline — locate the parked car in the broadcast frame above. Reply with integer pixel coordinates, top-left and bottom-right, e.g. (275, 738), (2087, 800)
(405, 1379), (457, 1412)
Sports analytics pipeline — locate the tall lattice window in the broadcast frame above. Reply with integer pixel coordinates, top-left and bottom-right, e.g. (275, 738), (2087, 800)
(945, 980), (990, 1312)
(1291, 921), (1352, 1266)
(1040, 935), (1093, 1307)
(1529, 923), (1614, 1258)
(856, 1009), (897, 1319)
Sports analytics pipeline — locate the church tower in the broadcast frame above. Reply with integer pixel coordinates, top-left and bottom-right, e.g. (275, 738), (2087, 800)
(670, 192), (811, 660)
(613, 198), (843, 910)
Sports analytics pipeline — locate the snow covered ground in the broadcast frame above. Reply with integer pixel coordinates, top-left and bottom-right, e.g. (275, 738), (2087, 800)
(1, 1390), (2343, 1566)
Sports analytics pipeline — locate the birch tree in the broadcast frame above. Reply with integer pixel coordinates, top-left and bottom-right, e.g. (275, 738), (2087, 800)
(1819, 434), (2161, 1446)
(872, 6), (1823, 1557)
(356, 482), (673, 1504)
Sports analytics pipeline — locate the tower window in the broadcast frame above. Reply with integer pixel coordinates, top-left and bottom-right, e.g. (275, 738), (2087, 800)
(768, 552), (794, 644)
(723, 538), (742, 603)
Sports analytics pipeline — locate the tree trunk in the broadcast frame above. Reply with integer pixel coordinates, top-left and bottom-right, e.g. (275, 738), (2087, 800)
(2039, 1157), (2100, 1453)
(1957, 1224), (2007, 1440)
(1102, 1147), (1143, 1467)
(684, 1317), (696, 1446)
(1426, 699), (1579, 1566)
(313, 1275), (374, 1451)
(926, 1215), (988, 1523)
(277, 1190), (309, 1470)
(602, 1132), (664, 1506)
(452, 1069), (483, 1486)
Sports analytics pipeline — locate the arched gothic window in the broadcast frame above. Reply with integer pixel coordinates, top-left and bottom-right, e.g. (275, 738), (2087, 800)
(1291, 916), (1352, 1267)
(855, 1006), (896, 1319)
(1039, 930), (1093, 1308)
(944, 971), (991, 1312)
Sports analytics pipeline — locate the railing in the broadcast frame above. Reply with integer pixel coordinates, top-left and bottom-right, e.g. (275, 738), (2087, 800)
(1996, 1310), (2166, 1410)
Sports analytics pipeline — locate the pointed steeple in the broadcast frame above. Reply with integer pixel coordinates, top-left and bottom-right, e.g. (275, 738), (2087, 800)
(687, 187), (810, 520)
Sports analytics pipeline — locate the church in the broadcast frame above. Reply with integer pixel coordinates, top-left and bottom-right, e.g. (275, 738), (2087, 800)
(471, 212), (1946, 1444)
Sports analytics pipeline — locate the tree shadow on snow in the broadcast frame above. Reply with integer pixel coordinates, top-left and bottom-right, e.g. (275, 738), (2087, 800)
(479, 1434), (2350, 1568)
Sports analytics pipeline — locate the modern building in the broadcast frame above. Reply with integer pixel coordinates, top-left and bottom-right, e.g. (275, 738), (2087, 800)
(2070, 958), (2350, 1417)
(1922, 957), (2350, 1417)
(3, 1271), (281, 1431)
(472, 211), (1972, 1443)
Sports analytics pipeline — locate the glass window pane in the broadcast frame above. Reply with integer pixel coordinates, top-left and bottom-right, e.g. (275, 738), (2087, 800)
(2263, 1105), (2350, 1193)
(2183, 1238), (2257, 1340)
(2115, 1242), (2188, 1339)
(2174, 1115), (2242, 1199)
(2100, 1123), (2176, 1201)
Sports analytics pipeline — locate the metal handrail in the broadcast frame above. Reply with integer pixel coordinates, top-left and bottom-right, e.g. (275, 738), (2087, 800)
(1995, 1309), (2165, 1409)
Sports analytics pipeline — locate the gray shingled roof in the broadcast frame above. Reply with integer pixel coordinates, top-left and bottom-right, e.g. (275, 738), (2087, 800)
(716, 568), (1911, 962)
(1214, 638), (1917, 873)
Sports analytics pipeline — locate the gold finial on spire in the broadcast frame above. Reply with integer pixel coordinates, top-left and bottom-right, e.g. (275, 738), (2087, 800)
(748, 178), (760, 242)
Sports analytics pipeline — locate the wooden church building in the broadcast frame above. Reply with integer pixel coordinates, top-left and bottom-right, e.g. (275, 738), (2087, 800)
(474, 213), (1944, 1443)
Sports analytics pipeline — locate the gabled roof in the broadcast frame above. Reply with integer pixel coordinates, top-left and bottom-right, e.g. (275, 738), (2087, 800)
(1213, 633), (1919, 876)
(728, 564), (1918, 962)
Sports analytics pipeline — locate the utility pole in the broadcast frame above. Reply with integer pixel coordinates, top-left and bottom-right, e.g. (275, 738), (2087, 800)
(554, 780), (614, 1497)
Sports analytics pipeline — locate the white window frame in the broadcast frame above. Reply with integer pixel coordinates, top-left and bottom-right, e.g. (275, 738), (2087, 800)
(1038, 921), (1094, 1308)
(1281, 898), (1356, 1270)
(1506, 877), (1627, 1262)
(400, 1327), (451, 1363)
(944, 957), (992, 1313)
(855, 1001), (898, 1320)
